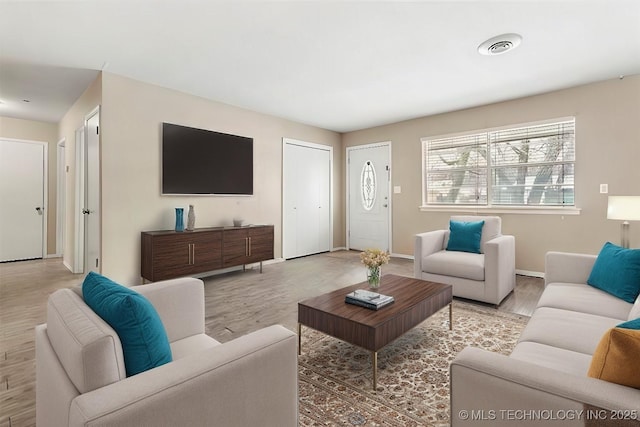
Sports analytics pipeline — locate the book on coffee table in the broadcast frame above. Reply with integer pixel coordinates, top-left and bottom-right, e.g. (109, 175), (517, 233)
(345, 289), (394, 310)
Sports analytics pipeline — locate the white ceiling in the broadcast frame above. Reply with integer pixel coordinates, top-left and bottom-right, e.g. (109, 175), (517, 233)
(1, 1), (639, 133)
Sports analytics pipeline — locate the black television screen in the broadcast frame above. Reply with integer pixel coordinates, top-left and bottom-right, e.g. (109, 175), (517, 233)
(162, 123), (253, 195)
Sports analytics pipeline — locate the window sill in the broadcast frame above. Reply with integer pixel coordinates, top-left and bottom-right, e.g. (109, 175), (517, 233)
(418, 205), (581, 215)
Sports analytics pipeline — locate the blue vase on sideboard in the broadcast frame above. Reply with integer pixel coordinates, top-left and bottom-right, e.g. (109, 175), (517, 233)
(175, 208), (184, 232)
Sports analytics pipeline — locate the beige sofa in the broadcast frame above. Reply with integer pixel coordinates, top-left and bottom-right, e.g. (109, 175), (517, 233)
(414, 215), (515, 306)
(35, 277), (298, 427)
(451, 251), (640, 426)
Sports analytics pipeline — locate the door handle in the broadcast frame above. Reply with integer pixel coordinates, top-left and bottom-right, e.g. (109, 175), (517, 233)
(35, 207), (44, 215)
(82, 209), (91, 215)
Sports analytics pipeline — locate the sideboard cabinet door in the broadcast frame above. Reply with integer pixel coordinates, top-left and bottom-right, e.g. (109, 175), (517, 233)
(141, 229), (222, 282)
(222, 225), (274, 268)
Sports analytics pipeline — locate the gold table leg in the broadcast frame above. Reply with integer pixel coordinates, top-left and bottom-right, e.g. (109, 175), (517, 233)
(298, 323), (302, 355)
(372, 351), (378, 391)
(449, 302), (453, 330)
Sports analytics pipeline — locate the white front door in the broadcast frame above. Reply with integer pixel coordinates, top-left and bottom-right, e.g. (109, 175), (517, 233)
(0, 139), (46, 262)
(347, 143), (391, 252)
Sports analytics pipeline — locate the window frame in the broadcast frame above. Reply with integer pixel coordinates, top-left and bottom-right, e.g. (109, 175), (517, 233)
(420, 117), (580, 215)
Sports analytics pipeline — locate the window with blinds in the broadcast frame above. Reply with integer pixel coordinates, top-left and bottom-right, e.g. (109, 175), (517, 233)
(422, 118), (575, 207)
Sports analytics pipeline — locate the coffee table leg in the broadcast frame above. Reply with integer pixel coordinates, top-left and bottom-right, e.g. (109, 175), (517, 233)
(449, 302), (453, 330)
(372, 351), (378, 390)
(298, 323), (302, 355)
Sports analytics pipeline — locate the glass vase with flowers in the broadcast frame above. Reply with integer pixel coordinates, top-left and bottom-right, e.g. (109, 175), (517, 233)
(359, 248), (390, 289)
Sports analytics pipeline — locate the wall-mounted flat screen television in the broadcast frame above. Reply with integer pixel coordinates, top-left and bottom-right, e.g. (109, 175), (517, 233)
(162, 123), (253, 195)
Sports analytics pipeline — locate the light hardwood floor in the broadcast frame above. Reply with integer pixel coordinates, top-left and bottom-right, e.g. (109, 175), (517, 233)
(0, 251), (544, 426)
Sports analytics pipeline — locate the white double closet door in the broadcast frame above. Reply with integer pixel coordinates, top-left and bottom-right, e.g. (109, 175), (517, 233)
(283, 139), (332, 259)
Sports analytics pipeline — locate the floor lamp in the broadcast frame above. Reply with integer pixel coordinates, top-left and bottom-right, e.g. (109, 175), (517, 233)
(607, 196), (640, 248)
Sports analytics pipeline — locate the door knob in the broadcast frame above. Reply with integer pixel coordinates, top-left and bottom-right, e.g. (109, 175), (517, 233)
(35, 207), (43, 215)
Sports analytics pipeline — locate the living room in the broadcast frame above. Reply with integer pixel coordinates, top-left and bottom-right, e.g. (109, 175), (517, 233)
(1, 1), (640, 426)
(4, 63), (640, 284)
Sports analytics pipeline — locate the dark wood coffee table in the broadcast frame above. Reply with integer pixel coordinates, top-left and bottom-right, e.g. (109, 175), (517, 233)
(298, 274), (452, 390)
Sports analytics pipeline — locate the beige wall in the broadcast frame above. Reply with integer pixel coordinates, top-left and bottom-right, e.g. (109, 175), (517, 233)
(100, 72), (342, 284)
(58, 74), (102, 272)
(0, 116), (59, 255)
(7, 72), (637, 278)
(343, 75), (640, 273)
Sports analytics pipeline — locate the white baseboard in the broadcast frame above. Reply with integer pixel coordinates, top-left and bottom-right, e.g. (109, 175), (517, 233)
(319, 249), (543, 279)
(516, 269), (544, 278)
(391, 252), (414, 260)
(63, 260), (73, 273)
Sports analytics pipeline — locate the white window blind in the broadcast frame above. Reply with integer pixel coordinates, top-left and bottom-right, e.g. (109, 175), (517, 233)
(423, 118), (575, 207)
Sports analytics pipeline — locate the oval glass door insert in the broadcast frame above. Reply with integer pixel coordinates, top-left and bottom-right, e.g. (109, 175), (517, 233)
(360, 161), (376, 210)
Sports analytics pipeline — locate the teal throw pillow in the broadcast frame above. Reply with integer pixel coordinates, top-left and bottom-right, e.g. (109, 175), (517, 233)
(82, 272), (172, 376)
(446, 220), (485, 254)
(587, 242), (640, 304)
(618, 318), (640, 330)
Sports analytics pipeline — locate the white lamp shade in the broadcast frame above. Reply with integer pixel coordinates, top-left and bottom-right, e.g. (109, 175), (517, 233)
(607, 196), (640, 221)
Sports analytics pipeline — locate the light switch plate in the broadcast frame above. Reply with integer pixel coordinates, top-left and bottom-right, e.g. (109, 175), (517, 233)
(393, 186), (401, 194)
(600, 184), (608, 194)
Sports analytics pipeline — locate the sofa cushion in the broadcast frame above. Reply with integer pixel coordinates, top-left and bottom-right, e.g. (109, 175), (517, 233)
(82, 272), (173, 377)
(46, 289), (125, 393)
(446, 220), (484, 254)
(587, 242), (640, 303)
(451, 215), (501, 253)
(588, 327), (640, 389)
(518, 307), (621, 355)
(422, 250), (485, 281)
(171, 334), (220, 360)
(537, 282), (632, 320)
(510, 341), (592, 377)
(628, 294), (640, 321)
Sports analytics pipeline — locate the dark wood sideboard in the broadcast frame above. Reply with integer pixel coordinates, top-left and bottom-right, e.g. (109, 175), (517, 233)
(141, 225), (274, 282)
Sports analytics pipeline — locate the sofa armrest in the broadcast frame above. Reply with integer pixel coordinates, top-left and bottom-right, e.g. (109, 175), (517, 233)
(484, 235), (516, 304)
(134, 277), (205, 342)
(451, 347), (640, 426)
(69, 325), (298, 427)
(545, 252), (597, 287)
(414, 230), (447, 278)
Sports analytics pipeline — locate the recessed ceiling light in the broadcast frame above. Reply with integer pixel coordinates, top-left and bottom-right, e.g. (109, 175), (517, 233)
(478, 33), (522, 56)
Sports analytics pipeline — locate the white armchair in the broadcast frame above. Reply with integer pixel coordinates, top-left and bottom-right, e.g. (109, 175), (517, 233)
(35, 277), (298, 427)
(414, 215), (515, 305)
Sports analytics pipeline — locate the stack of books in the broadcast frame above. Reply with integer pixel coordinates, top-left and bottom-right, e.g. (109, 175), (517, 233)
(345, 289), (394, 310)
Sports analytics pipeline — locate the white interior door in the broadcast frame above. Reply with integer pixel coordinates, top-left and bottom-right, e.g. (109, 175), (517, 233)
(73, 126), (85, 273)
(84, 108), (101, 274)
(347, 143), (391, 252)
(56, 139), (66, 256)
(283, 139), (331, 259)
(0, 139), (46, 262)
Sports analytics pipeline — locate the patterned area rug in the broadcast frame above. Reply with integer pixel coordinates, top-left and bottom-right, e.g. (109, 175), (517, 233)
(298, 300), (529, 426)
